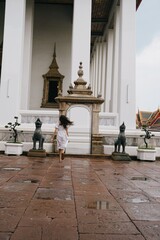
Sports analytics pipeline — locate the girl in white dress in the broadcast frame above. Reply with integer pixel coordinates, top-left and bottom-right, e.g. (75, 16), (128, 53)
(53, 115), (73, 162)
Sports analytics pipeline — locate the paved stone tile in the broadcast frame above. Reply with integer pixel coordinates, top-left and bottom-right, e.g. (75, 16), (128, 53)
(78, 221), (140, 234)
(110, 190), (151, 203)
(34, 187), (73, 200)
(75, 195), (123, 211)
(121, 203), (160, 221)
(76, 208), (130, 224)
(10, 226), (42, 240)
(42, 222), (78, 240)
(0, 232), (12, 240)
(134, 221), (160, 240)
(79, 234), (145, 240)
(0, 208), (26, 231)
(0, 155), (160, 239)
(0, 191), (34, 208)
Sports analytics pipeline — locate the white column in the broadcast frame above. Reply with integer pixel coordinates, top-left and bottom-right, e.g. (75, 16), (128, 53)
(0, 0), (26, 124)
(92, 52), (96, 96)
(101, 41), (107, 112)
(71, 0), (92, 83)
(95, 44), (99, 97)
(118, 0), (136, 129)
(21, 0), (34, 110)
(90, 57), (93, 87)
(110, 7), (120, 113)
(96, 42), (102, 97)
(105, 29), (113, 112)
(98, 40), (103, 95)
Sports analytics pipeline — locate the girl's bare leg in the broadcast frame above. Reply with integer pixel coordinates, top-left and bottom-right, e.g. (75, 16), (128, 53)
(59, 149), (63, 163)
(59, 149), (65, 162)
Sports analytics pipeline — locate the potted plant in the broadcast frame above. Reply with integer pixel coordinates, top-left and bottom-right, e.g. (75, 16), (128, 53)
(4, 116), (23, 155)
(137, 127), (156, 161)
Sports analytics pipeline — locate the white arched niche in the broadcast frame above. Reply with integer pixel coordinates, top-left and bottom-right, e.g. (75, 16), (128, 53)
(66, 105), (91, 154)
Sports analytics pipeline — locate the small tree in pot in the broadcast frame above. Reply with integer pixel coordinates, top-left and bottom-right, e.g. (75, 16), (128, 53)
(140, 127), (155, 149)
(137, 126), (156, 161)
(5, 116), (23, 143)
(4, 116), (23, 155)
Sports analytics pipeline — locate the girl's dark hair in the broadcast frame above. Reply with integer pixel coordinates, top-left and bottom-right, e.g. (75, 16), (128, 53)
(59, 115), (73, 129)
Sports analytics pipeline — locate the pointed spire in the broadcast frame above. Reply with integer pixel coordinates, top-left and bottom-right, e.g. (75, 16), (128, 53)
(43, 43), (64, 78)
(49, 42), (58, 70)
(53, 42), (56, 58)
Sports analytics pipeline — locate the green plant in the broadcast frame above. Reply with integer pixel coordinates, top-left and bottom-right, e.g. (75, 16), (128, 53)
(5, 116), (23, 143)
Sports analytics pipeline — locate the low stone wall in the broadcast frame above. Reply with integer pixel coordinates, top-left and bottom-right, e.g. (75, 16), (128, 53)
(101, 129), (160, 157)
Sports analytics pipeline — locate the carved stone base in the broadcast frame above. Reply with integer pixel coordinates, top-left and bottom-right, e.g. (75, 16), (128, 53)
(92, 134), (104, 154)
(28, 149), (46, 157)
(112, 152), (131, 161)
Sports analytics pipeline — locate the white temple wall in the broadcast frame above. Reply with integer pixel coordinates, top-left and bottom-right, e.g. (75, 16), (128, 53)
(30, 4), (72, 110)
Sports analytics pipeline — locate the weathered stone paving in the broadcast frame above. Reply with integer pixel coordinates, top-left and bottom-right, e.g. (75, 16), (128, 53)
(0, 154), (160, 239)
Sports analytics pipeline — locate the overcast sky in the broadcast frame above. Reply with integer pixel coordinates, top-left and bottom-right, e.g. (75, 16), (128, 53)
(136, 0), (160, 112)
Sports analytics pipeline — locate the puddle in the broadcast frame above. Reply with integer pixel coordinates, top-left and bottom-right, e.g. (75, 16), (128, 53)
(62, 176), (71, 181)
(35, 188), (73, 201)
(86, 201), (109, 210)
(2, 167), (21, 171)
(23, 179), (39, 183)
(64, 166), (71, 169)
(131, 198), (149, 203)
(131, 176), (148, 181)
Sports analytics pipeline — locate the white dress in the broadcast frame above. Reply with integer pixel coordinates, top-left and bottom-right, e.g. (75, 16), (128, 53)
(55, 123), (68, 150)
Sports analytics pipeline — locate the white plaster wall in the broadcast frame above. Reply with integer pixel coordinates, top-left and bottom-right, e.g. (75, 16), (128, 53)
(30, 4), (72, 109)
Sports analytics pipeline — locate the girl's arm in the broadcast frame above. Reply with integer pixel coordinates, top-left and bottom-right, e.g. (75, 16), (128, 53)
(51, 128), (58, 141)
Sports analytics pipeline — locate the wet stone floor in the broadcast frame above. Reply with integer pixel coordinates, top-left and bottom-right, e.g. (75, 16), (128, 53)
(0, 155), (160, 239)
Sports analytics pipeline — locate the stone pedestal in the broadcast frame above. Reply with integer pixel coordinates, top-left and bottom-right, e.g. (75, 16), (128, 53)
(112, 152), (131, 161)
(92, 134), (104, 154)
(28, 149), (46, 157)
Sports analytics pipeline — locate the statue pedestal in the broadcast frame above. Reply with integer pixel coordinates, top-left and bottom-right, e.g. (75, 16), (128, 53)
(28, 149), (46, 157)
(112, 152), (131, 161)
(92, 134), (104, 154)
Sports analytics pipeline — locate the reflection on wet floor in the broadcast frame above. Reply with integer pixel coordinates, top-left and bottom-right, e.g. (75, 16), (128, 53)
(131, 198), (149, 203)
(131, 176), (148, 181)
(23, 179), (39, 183)
(86, 200), (109, 210)
(2, 167), (21, 171)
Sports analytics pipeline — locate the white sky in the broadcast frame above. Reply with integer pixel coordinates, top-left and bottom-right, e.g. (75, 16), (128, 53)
(136, 0), (160, 112)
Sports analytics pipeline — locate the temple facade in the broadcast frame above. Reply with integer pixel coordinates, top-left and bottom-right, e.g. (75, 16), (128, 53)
(0, 0), (151, 156)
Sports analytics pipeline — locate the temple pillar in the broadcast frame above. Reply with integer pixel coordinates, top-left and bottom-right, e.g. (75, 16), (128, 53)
(71, 0), (92, 83)
(105, 29), (113, 112)
(0, 0), (26, 124)
(101, 41), (107, 112)
(21, 0), (34, 110)
(118, 0), (136, 129)
(110, 6), (120, 113)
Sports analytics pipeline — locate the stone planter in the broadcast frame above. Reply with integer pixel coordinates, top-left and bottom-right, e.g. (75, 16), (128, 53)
(137, 148), (156, 161)
(5, 142), (23, 156)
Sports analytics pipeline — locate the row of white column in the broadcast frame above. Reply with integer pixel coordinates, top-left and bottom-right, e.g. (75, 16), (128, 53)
(0, 0), (92, 125)
(0, 0), (136, 129)
(90, 0), (136, 129)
